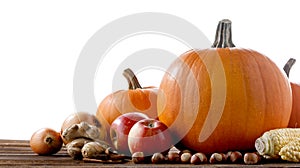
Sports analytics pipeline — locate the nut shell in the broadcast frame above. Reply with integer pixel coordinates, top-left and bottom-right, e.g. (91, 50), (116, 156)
(62, 122), (106, 144)
(81, 141), (107, 159)
(66, 138), (92, 159)
(61, 112), (107, 144)
(132, 152), (145, 164)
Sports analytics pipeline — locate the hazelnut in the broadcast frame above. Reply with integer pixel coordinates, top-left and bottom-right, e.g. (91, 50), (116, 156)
(180, 149), (192, 155)
(228, 151), (243, 163)
(168, 146), (181, 154)
(132, 152), (145, 164)
(244, 152), (261, 165)
(209, 153), (226, 163)
(168, 152), (181, 163)
(190, 153), (207, 164)
(181, 152), (192, 163)
(151, 153), (165, 164)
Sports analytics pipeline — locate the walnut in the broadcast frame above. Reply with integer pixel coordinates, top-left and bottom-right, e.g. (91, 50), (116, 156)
(81, 141), (108, 159)
(66, 138), (92, 159)
(61, 122), (105, 144)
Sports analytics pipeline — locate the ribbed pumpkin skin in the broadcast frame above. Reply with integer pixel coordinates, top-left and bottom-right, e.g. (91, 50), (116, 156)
(288, 82), (300, 128)
(158, 48), (292, 154)
(96, 87), (158, 125)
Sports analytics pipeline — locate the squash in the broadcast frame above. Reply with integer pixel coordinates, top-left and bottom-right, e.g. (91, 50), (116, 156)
(157, 19), (292, 154)
(96, 68), (158, 128)
(283, 58), (300, 128)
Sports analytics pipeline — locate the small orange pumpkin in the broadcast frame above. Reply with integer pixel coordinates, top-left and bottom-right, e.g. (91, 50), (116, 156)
(157, 19), (292, 154)
(283, 58), (300, 128)
(96, 68), (158, 128)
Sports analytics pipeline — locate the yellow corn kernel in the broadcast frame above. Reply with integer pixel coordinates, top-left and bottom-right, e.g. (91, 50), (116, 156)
(255, 128), (300, 159)
(279, 138), (300, 162)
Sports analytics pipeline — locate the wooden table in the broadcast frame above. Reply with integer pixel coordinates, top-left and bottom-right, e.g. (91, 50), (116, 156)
(1, 139), (300, 167)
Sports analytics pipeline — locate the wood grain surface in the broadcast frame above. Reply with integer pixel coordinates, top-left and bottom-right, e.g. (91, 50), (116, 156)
(0, 139), (299, 167)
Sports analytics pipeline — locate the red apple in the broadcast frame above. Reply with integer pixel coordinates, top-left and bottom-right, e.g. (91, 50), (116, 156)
(110, 112), (149, 155)
(128, 118), (173, 156)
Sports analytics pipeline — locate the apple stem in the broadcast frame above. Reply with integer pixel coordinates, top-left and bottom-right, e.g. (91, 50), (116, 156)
(123, 68), (142, 90)
(148, 123), (154, 128)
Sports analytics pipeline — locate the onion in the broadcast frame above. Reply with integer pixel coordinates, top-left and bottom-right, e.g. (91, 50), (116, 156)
(30, 128), (63, 155)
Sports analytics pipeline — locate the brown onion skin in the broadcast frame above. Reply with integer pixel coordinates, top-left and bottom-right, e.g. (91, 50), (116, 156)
(30, 128), (63, 155)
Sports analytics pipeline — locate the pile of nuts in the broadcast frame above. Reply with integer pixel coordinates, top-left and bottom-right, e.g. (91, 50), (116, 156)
(62, 122), (262, 164)
(62, 122), (129, 163)
(132, 147), (262, 165)
(57, 112), (263, 165)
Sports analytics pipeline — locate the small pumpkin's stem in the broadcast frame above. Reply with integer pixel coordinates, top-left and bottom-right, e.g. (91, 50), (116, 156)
(283, 58), (296, 78)
(212, 19), (235, 48)
(123, 68), (142, 90)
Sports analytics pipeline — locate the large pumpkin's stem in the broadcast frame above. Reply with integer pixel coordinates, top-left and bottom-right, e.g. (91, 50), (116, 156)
(283, 58), (296, 78)
(123, 68), (142, 90)
(212, 19), (235, 48)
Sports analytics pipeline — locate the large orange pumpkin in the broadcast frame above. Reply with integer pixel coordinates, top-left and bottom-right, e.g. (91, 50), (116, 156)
(96, 68), (158, 128)
(283, 58), (300, 128)
(157, 19), (292, 154)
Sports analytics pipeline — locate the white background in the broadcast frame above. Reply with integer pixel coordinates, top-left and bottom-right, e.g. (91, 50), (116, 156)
(0, 0), (299, 140)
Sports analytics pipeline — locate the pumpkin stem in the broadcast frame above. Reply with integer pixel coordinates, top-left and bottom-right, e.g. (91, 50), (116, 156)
(123, 68), (142, 90)
(283, 58), (296, 78)
(212, 19), (235, 48)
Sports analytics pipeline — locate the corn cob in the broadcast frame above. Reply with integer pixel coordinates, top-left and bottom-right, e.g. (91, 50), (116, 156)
(255, 128), (300, 159)
(279, 138), (300, 162)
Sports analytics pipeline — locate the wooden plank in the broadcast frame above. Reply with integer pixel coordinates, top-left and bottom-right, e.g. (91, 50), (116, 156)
(1, 139), (300, 167)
